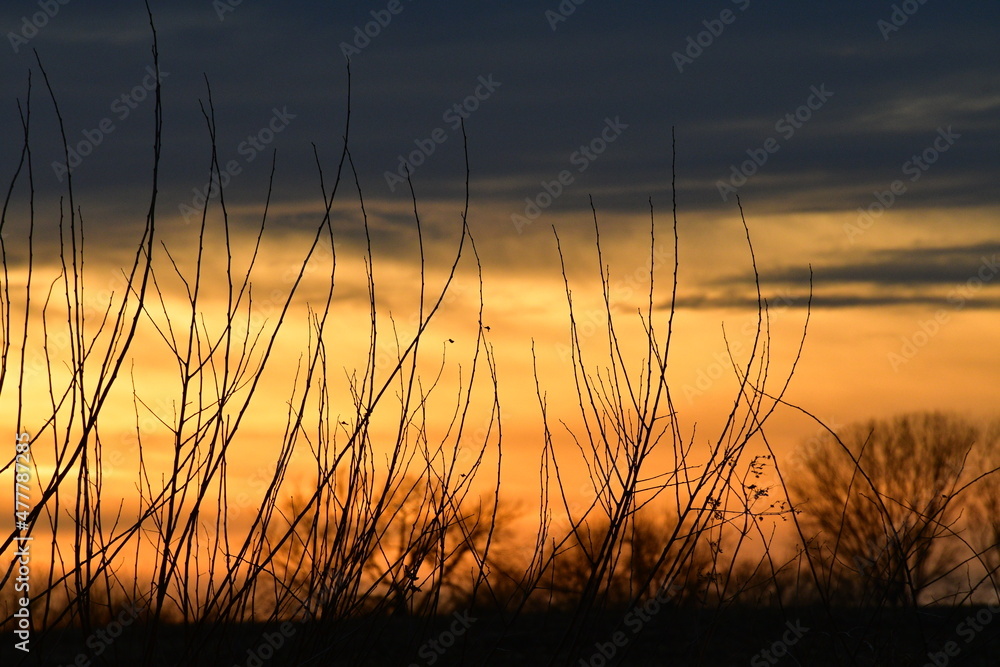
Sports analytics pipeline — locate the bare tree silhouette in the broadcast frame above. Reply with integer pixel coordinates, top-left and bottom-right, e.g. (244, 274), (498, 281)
(789, 411), (999, 606)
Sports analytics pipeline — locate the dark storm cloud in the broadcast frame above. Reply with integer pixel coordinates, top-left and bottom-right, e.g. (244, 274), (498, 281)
(1, 0), (997, 240)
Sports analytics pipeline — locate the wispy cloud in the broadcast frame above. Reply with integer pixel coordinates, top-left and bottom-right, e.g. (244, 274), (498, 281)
(673, 243), (1000, 310)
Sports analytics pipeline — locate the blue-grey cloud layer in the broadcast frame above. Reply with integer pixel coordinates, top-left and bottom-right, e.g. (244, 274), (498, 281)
(1, 0), (997, 308)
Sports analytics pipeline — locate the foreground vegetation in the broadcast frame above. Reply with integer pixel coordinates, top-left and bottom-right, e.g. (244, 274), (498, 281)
(2, 9), (998, 666)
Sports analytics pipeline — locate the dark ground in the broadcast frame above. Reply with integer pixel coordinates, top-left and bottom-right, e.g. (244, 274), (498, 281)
(3, 605), (999, 666)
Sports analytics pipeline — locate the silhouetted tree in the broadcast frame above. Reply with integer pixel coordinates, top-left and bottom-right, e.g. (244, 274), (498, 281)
(269, 474), (515, 618)
(967, 420), (1000, 590)
(536, 509), (713, 611)
(789, 412), (999, 606)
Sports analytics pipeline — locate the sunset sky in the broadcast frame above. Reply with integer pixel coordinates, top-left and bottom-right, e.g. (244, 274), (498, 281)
(2, 0), (998, 509)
